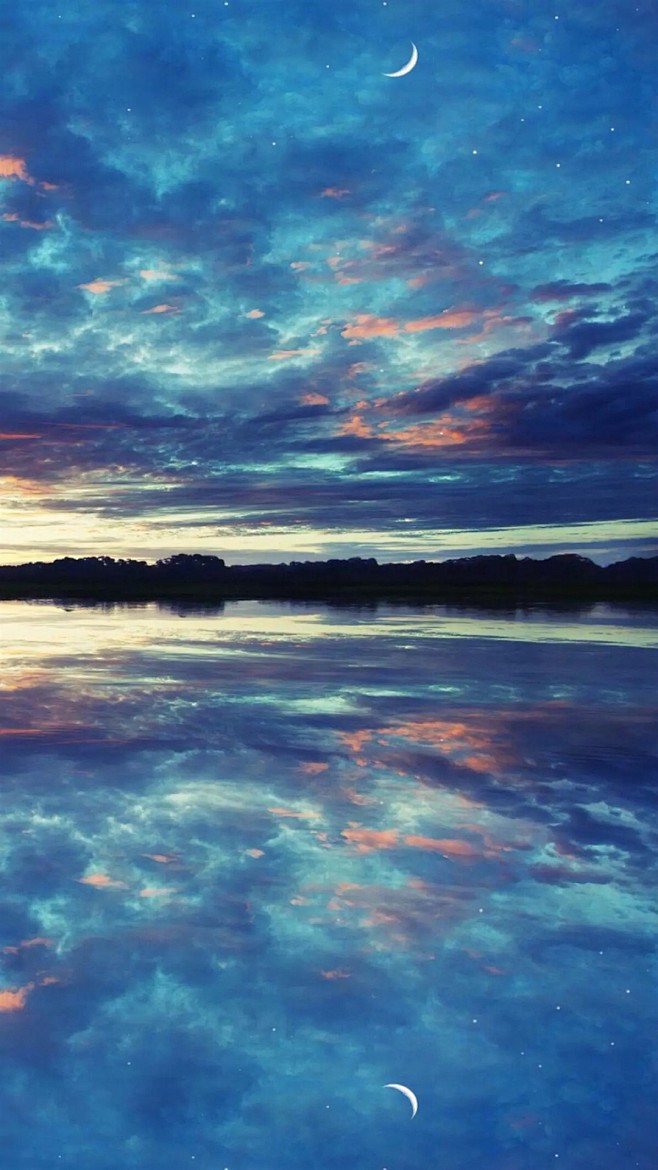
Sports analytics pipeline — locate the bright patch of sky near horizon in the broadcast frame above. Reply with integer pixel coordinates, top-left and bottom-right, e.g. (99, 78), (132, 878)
(0, 0), (656, 564)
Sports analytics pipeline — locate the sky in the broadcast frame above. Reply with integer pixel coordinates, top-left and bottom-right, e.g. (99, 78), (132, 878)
(1, 0), (657, 566)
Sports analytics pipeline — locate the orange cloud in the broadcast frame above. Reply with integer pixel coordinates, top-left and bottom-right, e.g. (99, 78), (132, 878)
(0, 728), (46, 736)
(459, 310), (531, 346)
(344, 716), (514, 775)
(342, 787), (373, 806)
(268, 806), (318, 819)
(245, 848), (265, 858)
(245, 308), (265, 318)
(467, 190), (507, 217)
(403, 835), (481, 858)
(268, 347), (320, 360)
(2, 937), (53, 954)
(341, 313), (398, 339)
(320, 968), (351, 979)
(2, 212), (53, 230)
(0, 984), (33, 1012)
(360, 908), (402, 929)
(403, 309), (477, 332)
(299, 392), (329, 406)
(138, 887), (176, 898)
(0, 155), (32, 182)
(78, 278), (124, 294)
(339, 729), (372, 752)
(340, 826), (398, 853)
(320, 187), (350, 199)
(324, 878), (448, 950)
(460, 394), (496, 413)
(78, 872), (125, 888)
(381, 419), (483, 449)
(406, 274), (433, 289)
(298, 760), (329, 772)
(141, 302), (178, 314)
(341, 308), (479, 341)
(143, 852), (177, 864)
(139, 268), (176, 281)
(337, 413), (373, 438)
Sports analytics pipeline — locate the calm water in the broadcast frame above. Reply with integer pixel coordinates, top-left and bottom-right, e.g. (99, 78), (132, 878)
(0, 599), (657, 1170)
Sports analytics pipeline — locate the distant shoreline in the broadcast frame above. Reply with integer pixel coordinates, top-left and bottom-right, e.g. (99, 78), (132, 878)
(0, 551), (655, 604)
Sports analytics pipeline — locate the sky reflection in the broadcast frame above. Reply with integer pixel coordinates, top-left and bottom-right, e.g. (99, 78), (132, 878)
(0, 601), (656, 1169)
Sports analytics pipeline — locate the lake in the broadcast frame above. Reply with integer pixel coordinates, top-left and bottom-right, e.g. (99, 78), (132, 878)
(0, 599), (656, 1170)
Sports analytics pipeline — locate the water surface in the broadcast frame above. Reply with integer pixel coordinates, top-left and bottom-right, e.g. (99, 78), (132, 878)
(0, 600), (656, 1170)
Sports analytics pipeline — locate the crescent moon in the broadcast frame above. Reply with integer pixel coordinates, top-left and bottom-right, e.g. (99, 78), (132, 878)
(383, 43), (418, 78)
(384, 1082), (418, 1118)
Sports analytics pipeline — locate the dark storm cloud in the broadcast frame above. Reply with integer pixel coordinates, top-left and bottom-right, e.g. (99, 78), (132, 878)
(389, 306), (658, 454)
(530, 280), (613, 303)
(551, 310), (650, 359)
(394, 349), (548, 415)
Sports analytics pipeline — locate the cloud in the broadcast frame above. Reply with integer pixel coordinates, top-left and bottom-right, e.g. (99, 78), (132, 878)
(0, 155), (33, 182)
(0, 984), (33, 1012)
(340, 308), (479, 341)
(139, 269), (177, 281)
(530, 280), (612, 303)
(2, 212), (53, 230)
(77, 278), (125, 295)
(341, 314), (399, 340)
(140, 302), (179, 315)
(550, 311), (648, 358)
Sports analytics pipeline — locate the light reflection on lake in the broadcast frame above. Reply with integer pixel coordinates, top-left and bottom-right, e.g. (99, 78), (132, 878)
(0, 600), (656, 1170)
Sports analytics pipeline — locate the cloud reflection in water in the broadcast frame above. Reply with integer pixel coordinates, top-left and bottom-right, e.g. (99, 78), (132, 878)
(0, 599), (656, 1169)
